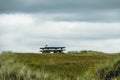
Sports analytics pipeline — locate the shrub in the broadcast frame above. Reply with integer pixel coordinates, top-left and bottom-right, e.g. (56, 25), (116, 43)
(95, 59), (120, 80)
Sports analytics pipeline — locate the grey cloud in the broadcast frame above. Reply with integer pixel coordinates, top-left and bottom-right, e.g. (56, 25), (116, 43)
(52, 11), (120, 22)
(0, 0), (120, 13)
(0, 0), (120, 22)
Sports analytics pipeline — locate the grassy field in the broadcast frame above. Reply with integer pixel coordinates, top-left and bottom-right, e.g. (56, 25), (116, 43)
(0, 51), (120, 80)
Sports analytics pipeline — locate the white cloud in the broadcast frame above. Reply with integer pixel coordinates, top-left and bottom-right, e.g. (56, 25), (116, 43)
(66, 39), (120, 53)
(0, 13), (120, 53)
(0, 14), (34, 26)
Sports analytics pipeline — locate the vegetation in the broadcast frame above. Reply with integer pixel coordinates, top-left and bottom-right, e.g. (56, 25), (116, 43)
(0, 51), (120, 80)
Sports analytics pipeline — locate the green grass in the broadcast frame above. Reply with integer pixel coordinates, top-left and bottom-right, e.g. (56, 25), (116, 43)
(0, 51), (120, 80)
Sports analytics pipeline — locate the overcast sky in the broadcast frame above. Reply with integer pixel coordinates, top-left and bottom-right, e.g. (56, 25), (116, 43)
(0, 0), (120, 53)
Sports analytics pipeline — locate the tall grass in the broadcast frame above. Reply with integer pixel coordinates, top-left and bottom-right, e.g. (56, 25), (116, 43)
(94, 58), (120, 80)
(0, 51), (120, 80)
(0, 53), (69, 80)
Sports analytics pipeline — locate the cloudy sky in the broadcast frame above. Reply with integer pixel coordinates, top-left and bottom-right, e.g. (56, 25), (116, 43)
(0, 0), (120, 53)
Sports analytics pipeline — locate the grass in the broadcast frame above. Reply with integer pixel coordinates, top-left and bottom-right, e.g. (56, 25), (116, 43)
(0, 51), (120, 80)
(95, 58), (120, 80)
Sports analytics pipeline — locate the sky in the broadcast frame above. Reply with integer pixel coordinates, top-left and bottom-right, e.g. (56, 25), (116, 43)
(0, 0), (120, 53)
